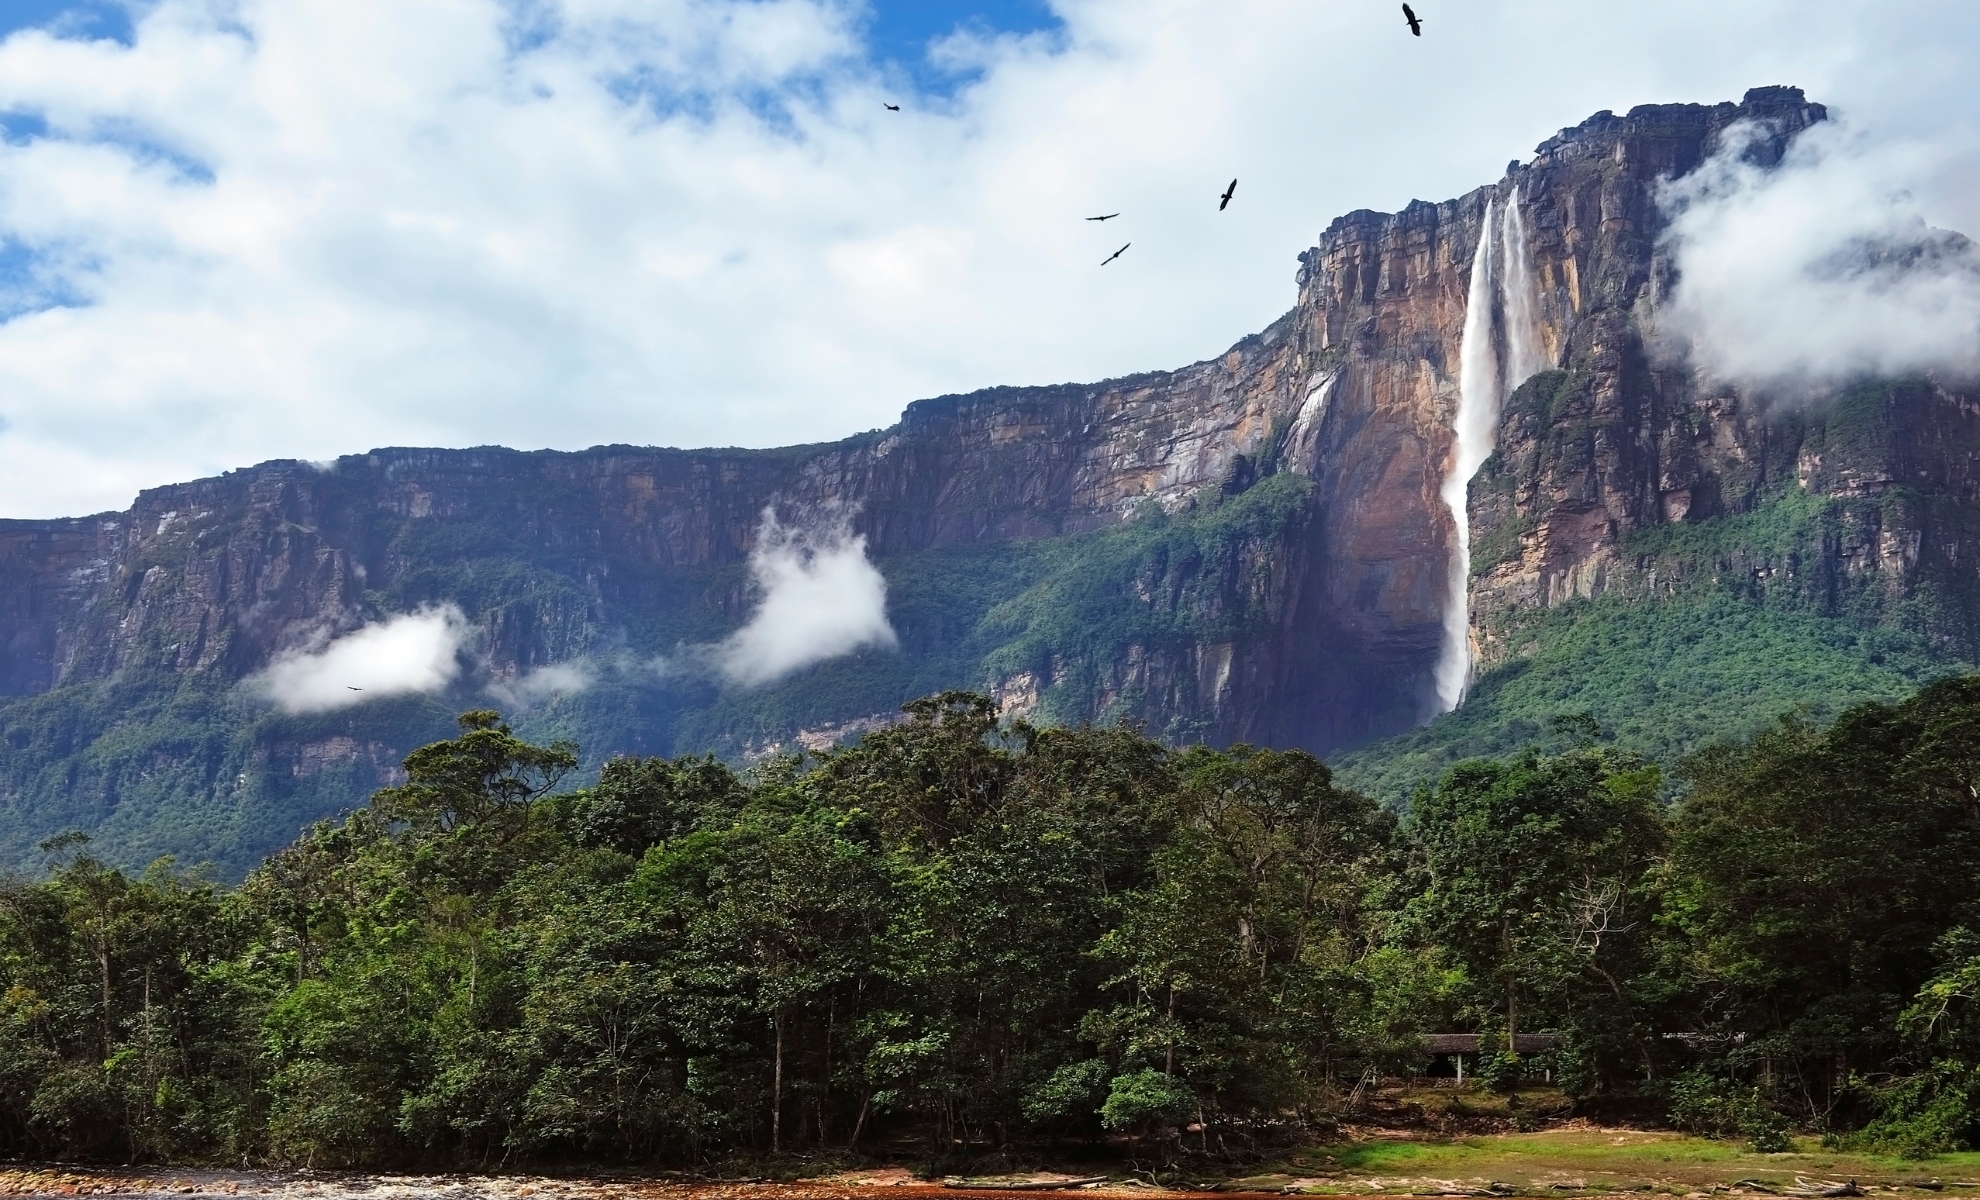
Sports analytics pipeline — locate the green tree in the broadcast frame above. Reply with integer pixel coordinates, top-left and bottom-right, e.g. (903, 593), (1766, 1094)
(1403, 745), (1665, 1089)
(1666, 677), (1980, 1120)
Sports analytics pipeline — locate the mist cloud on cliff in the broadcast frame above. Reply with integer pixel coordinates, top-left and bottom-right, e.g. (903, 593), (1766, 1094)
(713, 509), (898, 688)
(256, 606), (469, 713)
(1657, 120), (1980, 392)
(486, 662), (593, 710)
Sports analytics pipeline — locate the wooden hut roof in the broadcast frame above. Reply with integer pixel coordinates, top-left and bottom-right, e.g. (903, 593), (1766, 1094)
(1423, 1033), (1560, 1055)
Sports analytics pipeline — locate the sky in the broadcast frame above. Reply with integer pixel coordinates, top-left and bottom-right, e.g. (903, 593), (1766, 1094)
(0, 0), (1974, 518)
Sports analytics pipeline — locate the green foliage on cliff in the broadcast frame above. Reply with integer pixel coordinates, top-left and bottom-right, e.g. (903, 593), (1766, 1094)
(9, 679), (1980, 1168)
(1335, 588), (1954, 804)
(0, 671), (464, 877)
(972, 472), (1311, 733)
(1336, 483), (1974, 805)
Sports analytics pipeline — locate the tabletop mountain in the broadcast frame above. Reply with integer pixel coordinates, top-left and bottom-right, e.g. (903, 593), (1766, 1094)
(2, 86), (1972, 875)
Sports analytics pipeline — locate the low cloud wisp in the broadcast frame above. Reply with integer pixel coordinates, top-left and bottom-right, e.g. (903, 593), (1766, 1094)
(487, 661), (593, 710)
(716, 509), (898, 688)
(1657, 120), (1980, 394)
(257, 606), (470, 714)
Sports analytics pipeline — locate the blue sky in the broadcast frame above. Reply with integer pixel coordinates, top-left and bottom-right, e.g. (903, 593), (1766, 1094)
(0, 0), (131, 41)
(863, 0), (1057, 85)
(0, 0), (1061, 75)
(0, 0), (1972, 518)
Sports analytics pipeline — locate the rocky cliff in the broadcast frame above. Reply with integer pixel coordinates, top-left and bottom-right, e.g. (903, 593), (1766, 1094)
(0, 322), (1319, 729)
(2, 86), (1973, 872)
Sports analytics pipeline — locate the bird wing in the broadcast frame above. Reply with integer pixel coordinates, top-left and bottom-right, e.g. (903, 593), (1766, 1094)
(1402, 3), (1415, 17)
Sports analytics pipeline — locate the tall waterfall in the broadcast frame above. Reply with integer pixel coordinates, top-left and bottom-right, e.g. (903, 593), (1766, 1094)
(1500, 187), (1548, 390)
(1435, 199), (1501, 712)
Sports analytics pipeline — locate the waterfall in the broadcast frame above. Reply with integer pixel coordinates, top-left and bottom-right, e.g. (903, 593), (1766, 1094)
(1434, 199), (1501, 712)
(1500, 186), (1548, 389)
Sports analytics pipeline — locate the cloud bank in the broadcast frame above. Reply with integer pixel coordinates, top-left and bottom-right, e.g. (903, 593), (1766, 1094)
(0, 0), (1978, 515)
(1657, 120), (1980, 392)
(256, 606), (470, 713)
(716, 508), (897, 687)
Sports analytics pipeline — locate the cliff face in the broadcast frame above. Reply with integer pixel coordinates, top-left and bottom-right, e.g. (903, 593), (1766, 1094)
(4, 85), (1975, 870)
(0, 311), (1321, 740)
(1261, 85), (1859, 738)
(1454, 92), (1980, 675)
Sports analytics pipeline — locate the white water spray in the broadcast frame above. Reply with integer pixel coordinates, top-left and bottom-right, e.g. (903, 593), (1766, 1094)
(1500, 187), (1549, 390)
(1285, 372), (1337, 474)
(1435, 200), (1502, 712)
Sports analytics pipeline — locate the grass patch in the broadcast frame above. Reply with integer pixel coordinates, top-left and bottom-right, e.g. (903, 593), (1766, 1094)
(1278, 1125), (1980, 1194)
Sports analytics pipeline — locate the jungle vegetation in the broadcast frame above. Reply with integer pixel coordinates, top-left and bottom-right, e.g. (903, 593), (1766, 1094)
(7, 678), (1980, 1169)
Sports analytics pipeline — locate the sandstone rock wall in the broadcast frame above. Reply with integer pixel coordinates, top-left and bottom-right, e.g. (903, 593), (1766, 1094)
(0, 308), (1324, 742)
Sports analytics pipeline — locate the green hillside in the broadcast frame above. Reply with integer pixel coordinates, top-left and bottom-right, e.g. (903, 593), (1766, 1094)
(1335, 483), (1976, 802)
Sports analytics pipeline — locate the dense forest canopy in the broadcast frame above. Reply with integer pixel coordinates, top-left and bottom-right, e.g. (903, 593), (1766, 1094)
(7, 681), (1980, 1169)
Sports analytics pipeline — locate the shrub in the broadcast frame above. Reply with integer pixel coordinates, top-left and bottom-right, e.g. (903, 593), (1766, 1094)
(1022, 1059), (1112, 1129)
(1098, 1070), (1196, 1136)
(1849, 1067), (1980, 1159)
(1477, 1051), (1526, 1093)
(1668, 1071), (1792, 1151)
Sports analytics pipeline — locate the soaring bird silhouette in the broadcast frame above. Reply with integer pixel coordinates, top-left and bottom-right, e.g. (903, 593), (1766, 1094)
(884, 102), (901, 111)
(1219, 179), (1237, 211)
(1101, 243), (1130, 266)
(1086, 213), (1120, 221)
(1402, 3), (1422, 36)
(347, 686), (363, 691)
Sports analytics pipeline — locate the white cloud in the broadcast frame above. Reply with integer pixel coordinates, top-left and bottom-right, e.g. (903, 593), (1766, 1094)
(716, 507), (897, 687)
(1656, 119), (1980, 392)
(0, 0), (1977, 515)
(255, 605), (470, 713)
(486, 660), (593, 709)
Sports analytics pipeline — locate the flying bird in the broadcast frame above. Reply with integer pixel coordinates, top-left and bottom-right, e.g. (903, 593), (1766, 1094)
(1101, 243), (1130, 266)
(347, 686), (363, 691)
(1402, 3), (1422, 35)
(1219, 179), (1237, 211)
(1086, 213), (1120, 221)
(884, 103), (901, 111)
